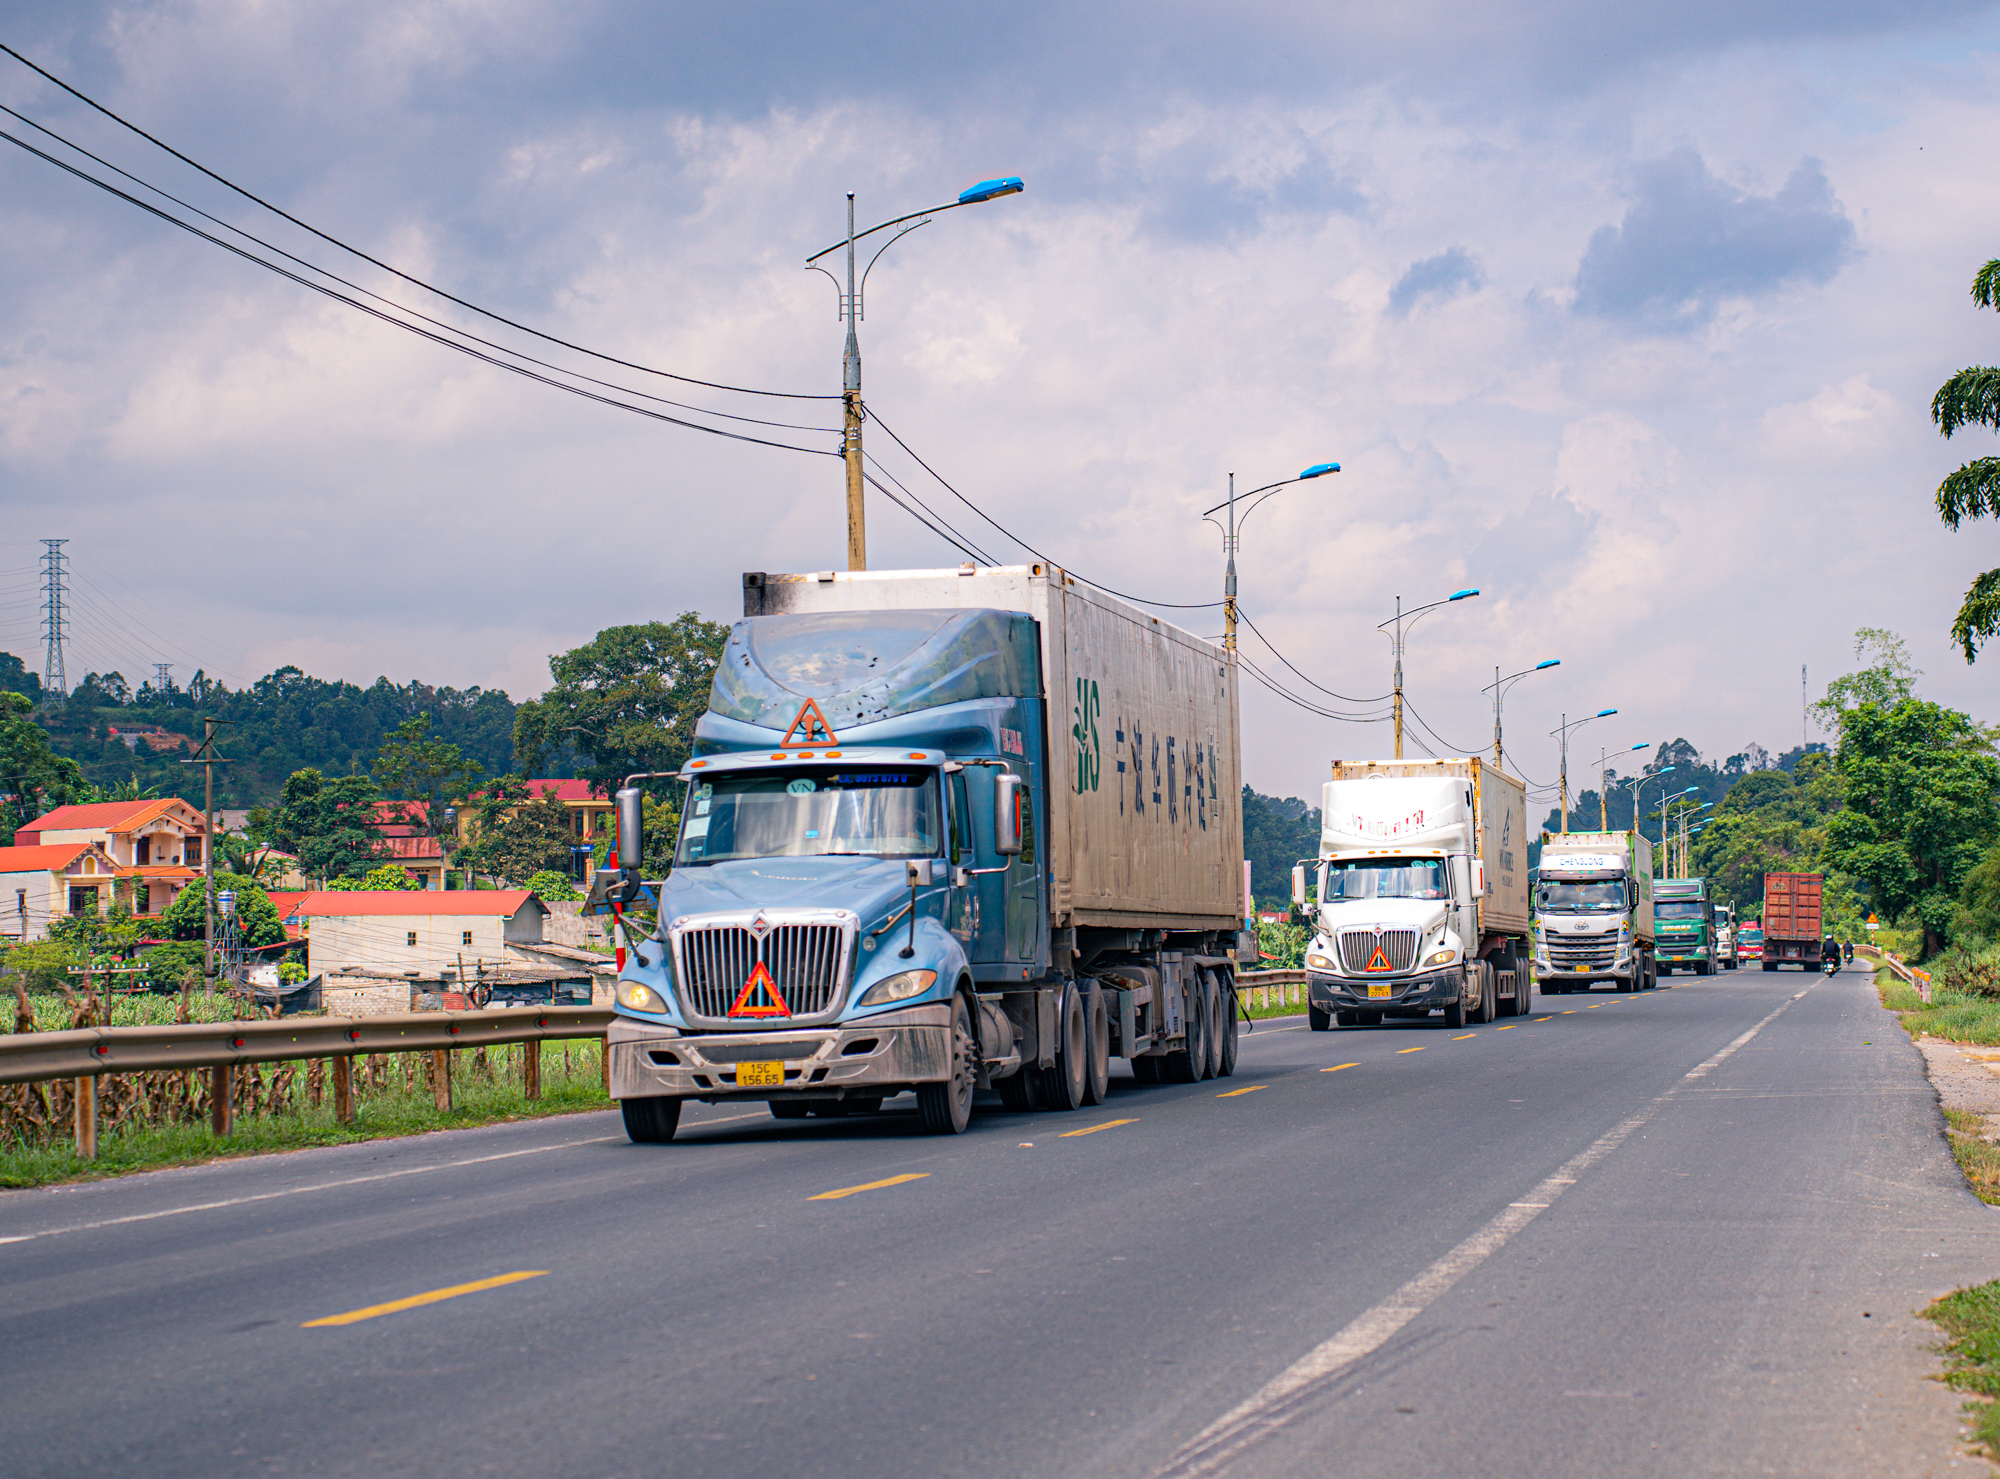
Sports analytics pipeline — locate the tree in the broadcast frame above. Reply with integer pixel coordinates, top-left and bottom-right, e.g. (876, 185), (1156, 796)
(525, 870), (581, 902)
(0, 691), (83, 843)
(0, 651), (41, 704)
(467, 777), (576, 885)
(159, 873), (286, 949)
(1823, 698), (2000, 955)
(1811, 628), (1920, 731)
(511, 616), (729, 798)
(372, 714), (481, 875)
(1929, 258), (2000, 660)
(1241, 787), (1322, 907)
(268, 768), (386, 884)
(360, 864), (420, 891)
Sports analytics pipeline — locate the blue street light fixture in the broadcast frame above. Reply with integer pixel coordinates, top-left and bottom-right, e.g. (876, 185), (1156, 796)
(1483, 658), (1560, 768)
(1377, 588), (1483, 758)
(807, 176), (1026, 571)
(1200, 462), (1342, 653)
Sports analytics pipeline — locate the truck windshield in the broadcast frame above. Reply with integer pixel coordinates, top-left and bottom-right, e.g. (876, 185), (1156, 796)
(1536, 880), (1625, 911)
(677, 768), (942, 864)
(1656, 900), (1706, 920)
(1324, 857), (1448, 901)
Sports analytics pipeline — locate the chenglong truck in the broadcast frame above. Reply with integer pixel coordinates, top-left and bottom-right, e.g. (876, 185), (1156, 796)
(1532, 830), (1657, 993)
(602, 565), (1254, 1141)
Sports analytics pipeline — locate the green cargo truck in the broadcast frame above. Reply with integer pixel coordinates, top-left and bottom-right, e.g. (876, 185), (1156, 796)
(1655, 877), (1720, 976)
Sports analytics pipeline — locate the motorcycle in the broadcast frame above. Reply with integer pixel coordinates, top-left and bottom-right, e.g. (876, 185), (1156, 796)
(1824, 954), (1842, 976)
(1843, 942), (1854, 964)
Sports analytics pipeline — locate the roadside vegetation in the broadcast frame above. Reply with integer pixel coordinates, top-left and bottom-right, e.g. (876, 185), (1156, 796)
(1925, 1279), (2000, 1459)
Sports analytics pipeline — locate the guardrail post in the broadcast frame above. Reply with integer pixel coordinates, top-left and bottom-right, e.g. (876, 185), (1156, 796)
(432, 1049), (451, 1113)
(601, 1038), (610, 1095)
(524, 1039), (540, 1100)
(74, 1075), (96, 1159)
(333, 1055), (353, 1124)
(211, 1064), (232, 1137)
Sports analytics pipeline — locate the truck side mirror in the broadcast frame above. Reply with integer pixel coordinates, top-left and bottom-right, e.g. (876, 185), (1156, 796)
(994, 772), (1024, 856)
(1291, 865), (1307, 908)
(615, 787), (645, 871)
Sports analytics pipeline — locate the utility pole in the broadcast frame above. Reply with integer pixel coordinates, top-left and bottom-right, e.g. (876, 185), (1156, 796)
(39, 539), (68, 700)
(1392, 596), (1404, 759)
(841, 192), (866, 572)
(1801, 663), (1807, 755)
(1493, 665), (1502, 768)
(1559, 711), (1568, 832)
(181, 719), (233, 987)
(1223, 474), (1238, 651)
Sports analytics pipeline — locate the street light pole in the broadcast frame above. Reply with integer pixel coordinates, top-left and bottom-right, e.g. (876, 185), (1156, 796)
(1201, 463), (1340, 652)
(1550, 709), (1616, 833)
(1598, 741), (1647, 831)
(1376, 588), (1479, 760)
(807, 177), (1024, 572)
(1483, 659), (1559, 769)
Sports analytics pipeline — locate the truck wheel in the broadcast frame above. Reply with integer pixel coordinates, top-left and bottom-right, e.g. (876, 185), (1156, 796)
(1309, 1004), (1332, 1032)
(1083, 983), (1111, 1106)
(917, 993), (976, 1134)
(1201, 971), (1225, 1079)
(1762, 960), (1779, 972)
(998, 1068), (1037, 1111)
(1215, 973), (1239, 1077)
(621, 1096), (682, 1144)
(768, 1100), (811, 1120)
(1039, 982), (1088, 1111)
(1164, 983), (1204, 1083)
(1442, 994), (1466, 1029)
(1132, 1054), (1163, 1084)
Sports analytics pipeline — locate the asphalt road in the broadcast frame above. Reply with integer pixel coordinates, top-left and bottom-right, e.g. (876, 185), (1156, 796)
(3, 962), (1996, 1479)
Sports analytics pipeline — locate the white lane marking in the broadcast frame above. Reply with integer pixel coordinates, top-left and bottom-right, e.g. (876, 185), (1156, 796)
(1155, 985), (1811, 1477)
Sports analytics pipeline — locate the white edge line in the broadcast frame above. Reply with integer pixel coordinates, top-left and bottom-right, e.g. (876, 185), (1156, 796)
(1154, 984), (1811, 1477)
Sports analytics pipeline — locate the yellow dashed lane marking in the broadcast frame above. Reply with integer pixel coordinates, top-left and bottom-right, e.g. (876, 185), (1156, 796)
(1451, 1033), (1476, 1040)
(1322, 1063), (1359, 1073)
(1217, 1085), (1266, 1098)
(1497, 1024), (1517, 1030)
(303, 1270), (547, 1328)
(1059, 1119), (1137, 1138)
(1588, 1003), (1604, 1009)
(1534, 1016), (1554, 1022)
(1397, 1045), (1426, 1054)
(1560, 1010), (1578, 1015)
(809, 1172), (930, 1201)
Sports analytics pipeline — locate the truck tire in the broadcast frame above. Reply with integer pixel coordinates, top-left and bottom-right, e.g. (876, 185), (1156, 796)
(1201, 971), (1225, 1080)
(1215, 972), (1239, 1077)
(1762, 960), (1779, 972)
(1164, 982), (1204, 1083)
(1132, 1054), (1163, 1084)
(917, 992), (976, 1134)
(1039, 982), (1088, 1111)
(1310, 1004), (1333, 1031)
(1696, 959), (1713, 977)
(768, 1100), (811, 1120)
(1083, 983), (1110, 1106)
(1443, 992), (1466, 1029)
(621, 1096), (682, 1144)
(998, 1068), (1037, 1111)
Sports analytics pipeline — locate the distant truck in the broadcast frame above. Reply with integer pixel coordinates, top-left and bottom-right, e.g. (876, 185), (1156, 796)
(1656, 877), (1722, 976)
(602, 564), (1253, 1143)
(1761, 872), (1824, 970)
(1295, 757), (1532, 1029)
(1532, 831), (1656, 993)
(1714, 902), (1738, 970)
(1737, 922), (1763, 963)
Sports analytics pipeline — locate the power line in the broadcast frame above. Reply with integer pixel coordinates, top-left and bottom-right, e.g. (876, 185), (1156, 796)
(0, 125), (844, 459)
(864, 406), (1224, 611)
(0, 44), (837, 403)
(1234, 606), (1392, 704)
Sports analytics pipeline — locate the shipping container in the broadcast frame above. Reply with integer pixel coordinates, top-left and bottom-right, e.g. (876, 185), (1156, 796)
(1760, 871), (1824, 968)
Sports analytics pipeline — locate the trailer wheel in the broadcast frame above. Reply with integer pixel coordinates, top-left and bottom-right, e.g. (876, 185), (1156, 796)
(1216, 972), (1239, 1077)
(1762, 960), (1779, 972)
(1132, 1054), (1163, 1084)
(1164, 982), (1204, 1083)
(621, 1096), (682, 1144)
(1083, 983), (1110, 1106)
(1039, 982), (1088, 1111)
(1200, 971), (1225, 1079)
(917, 992), (977, 1134)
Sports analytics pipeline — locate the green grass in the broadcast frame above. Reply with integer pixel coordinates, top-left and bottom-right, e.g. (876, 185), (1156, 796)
(1926, 1280), (2000, 1457)
(1874, 966), (2000, 1045)
(0, 1039), (611, 1189)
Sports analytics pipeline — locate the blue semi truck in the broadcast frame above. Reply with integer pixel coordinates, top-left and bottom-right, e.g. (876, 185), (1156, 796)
(602, 565), (1255, 1141)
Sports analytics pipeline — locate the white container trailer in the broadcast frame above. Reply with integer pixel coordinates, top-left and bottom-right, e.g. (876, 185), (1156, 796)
(1293, 757), (1532, 1030)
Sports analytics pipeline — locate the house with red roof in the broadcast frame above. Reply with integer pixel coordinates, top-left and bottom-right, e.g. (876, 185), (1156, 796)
(290, 890), (550, 976)
(455, 780), (615, 849)
(7, 798), (209, 928)
(0, 839), (127, 941)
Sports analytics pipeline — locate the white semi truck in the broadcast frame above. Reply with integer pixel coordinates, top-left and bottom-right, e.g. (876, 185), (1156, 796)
(1532, 830), (1656, 993)
(1293, 758), (1532, 1030)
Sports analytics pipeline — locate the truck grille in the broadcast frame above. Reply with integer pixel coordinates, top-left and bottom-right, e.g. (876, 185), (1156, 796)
(675, 920), (851, 1022)
(1339, 929), (1418, 973)
(1547, 939), (1617, 971)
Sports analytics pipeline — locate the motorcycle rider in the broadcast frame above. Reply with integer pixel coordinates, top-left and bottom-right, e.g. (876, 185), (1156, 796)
(1822, 934), (1842, 973)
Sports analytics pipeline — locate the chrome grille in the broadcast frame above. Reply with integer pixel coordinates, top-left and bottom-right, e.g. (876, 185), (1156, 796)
(1548, 938), (1616, 971)
(1339, 929), (1418, 973)
(675, 919), (851, 1022)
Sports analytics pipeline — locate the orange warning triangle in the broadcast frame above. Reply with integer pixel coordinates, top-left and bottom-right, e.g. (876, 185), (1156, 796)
(780, 698), (838, 747)
(728, 960), (793, 1018)
(1365, 943), (1393, 972)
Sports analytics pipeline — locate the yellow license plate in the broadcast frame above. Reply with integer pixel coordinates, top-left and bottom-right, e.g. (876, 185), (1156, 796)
(1368, 983), (1391, 999)
(737, 1060), (783, 1088)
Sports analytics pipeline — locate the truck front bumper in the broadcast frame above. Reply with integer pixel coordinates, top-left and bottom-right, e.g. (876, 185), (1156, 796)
(1307, 968), (1462, 1012)
(607, 1003), (952, 1102)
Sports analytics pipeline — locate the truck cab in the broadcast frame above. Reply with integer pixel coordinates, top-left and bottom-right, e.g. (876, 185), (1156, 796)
(1655, 878), (1718, 976)
(1531, 831), (1656, 993)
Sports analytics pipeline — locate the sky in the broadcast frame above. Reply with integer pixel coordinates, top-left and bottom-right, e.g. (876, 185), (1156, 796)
(2, 0), (1999, 809)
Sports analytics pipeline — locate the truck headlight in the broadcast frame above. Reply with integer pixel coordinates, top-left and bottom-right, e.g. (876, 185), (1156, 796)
(616, 980), (670, 1014)
(1306, 952), (1334, 971)
(858, 969), (936, 1006)
(1426, 949), (1458, 966)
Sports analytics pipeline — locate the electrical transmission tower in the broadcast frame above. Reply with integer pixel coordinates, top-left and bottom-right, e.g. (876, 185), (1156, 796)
(39, 539), (68, 700)
(153, 662), (173, 695)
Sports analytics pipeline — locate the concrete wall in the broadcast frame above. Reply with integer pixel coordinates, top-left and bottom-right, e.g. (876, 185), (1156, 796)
(540, 900), (608, 948)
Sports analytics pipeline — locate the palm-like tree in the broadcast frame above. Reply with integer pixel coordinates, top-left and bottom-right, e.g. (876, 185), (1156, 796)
(1929, 259), (2000, 661)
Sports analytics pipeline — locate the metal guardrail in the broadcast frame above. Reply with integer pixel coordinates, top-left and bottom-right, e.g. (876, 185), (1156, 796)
(1859, 944), (1931, 1004)
(1237, 969), (1307, 1010)
(1, 1006), (614, 1160)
